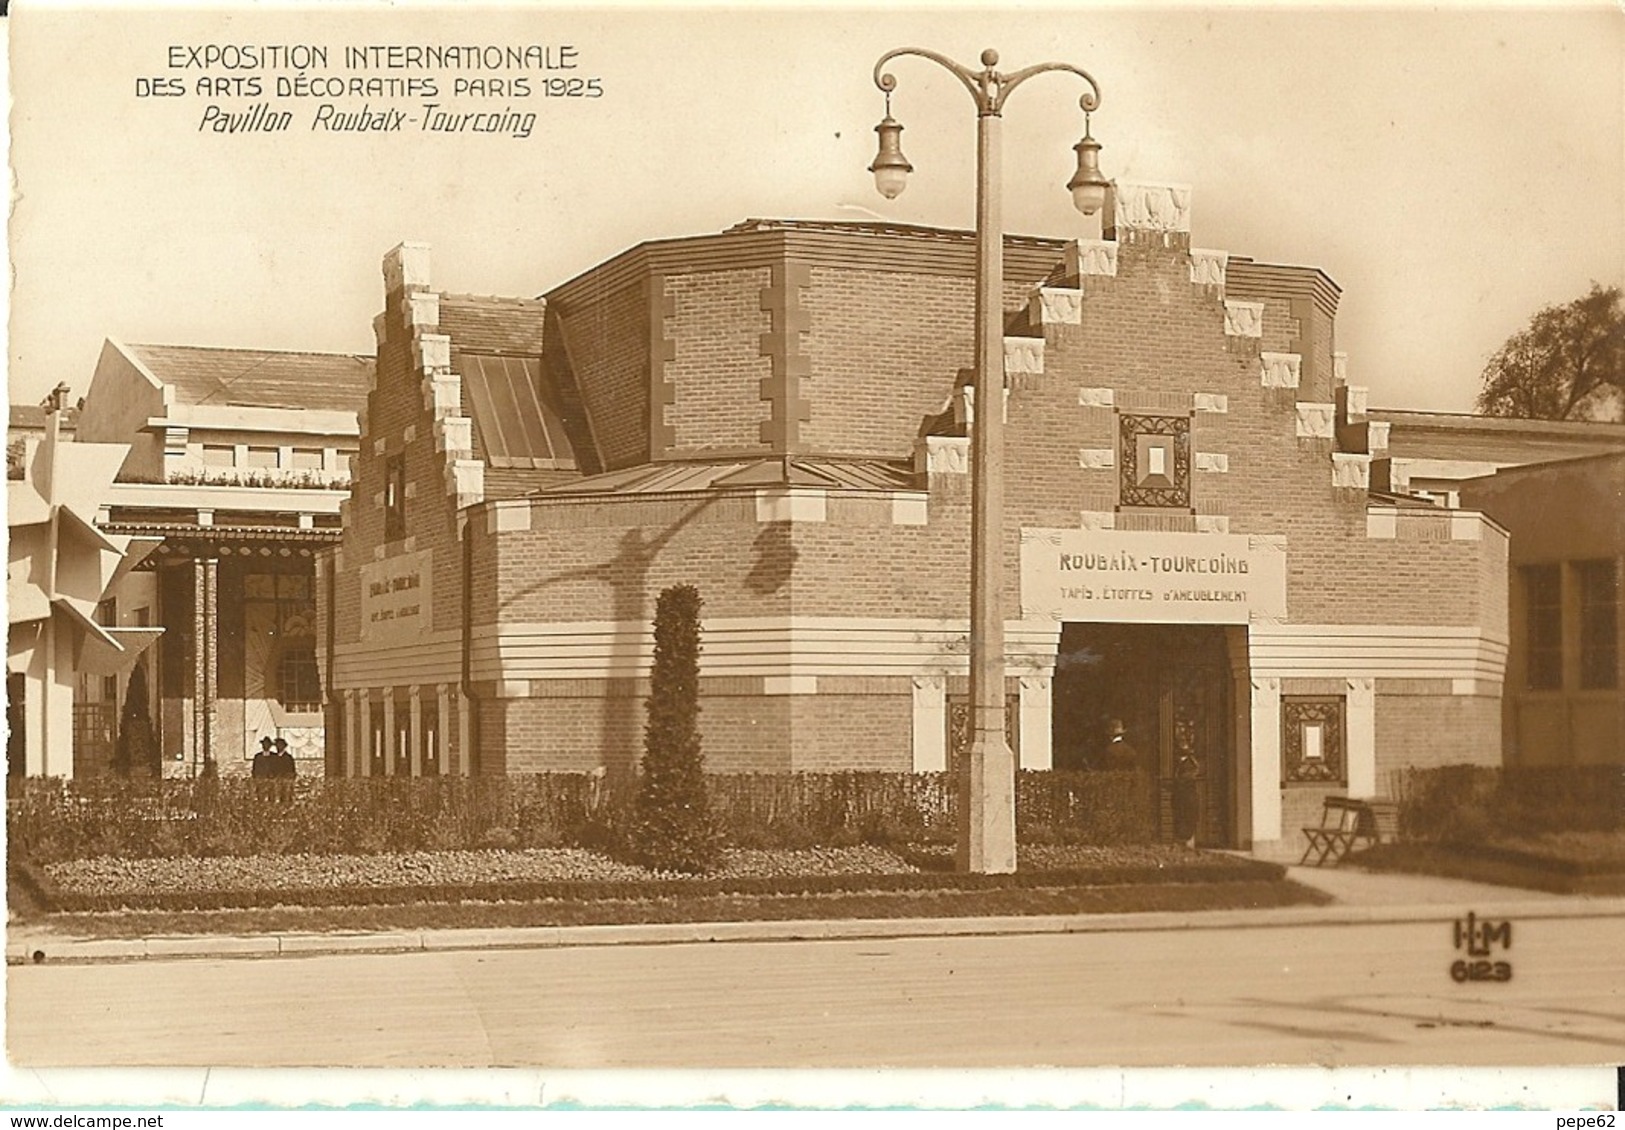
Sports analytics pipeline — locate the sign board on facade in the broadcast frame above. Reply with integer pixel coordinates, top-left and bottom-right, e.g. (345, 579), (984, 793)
(1020, 528), (1287, 625)
(359, 549), (433, 642)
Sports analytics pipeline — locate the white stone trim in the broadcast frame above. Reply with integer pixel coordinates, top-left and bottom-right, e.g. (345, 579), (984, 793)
(755, 488), (826, 523)
(1367, 420), (1391, 454)
(1018, 674), (1052, 770)
(1250, 675), (1283, 845)
(763, 675), (818, 696)
(1067, 239), (1118, 278)
(424, 374), (462, 418)
(1189, 248), (1228, 287)
(414, 334), (452, 372)
(1366, 509), (1398, 539)
(467, 616), (1065, 683)
(911, 675), (946, 772)
(1248, 622), (1509, 682)
(1451, 678), (1478, 696)
(1107, 181), (1193, 233)
(1331, 452), (1372, 490)
(1194, 515), (1231, 534)
(1031, 287), (1082, 326)
(1344, 384), (1369, 421)
(1450, 512), (1484, 541)
(490, 501), (532, 533)
(1003, 337), (1045, 375)
(1333, 352), (1349, 387)
(1078, 387), (1115, 409)
(1260, 351), (1301, 388)
(1078, 448), (1115, 470)
(891, 494), (929, 526)
(383, 241), (432, 292)
(1346, 677), (1376, 798)
(1296, 403), (1337, 439)
(1193, 393), (1228, 414)
(1080, 510), (1116, 531)
(445, 459), (484, 508)
(435, 415), (473, 458)
(402, 424), (417, 444)
(918, 436), (969, 476)
(1225, 301), (1266, 339)
(1194, 453), (1229, 473)
(407, 291), (440, 328)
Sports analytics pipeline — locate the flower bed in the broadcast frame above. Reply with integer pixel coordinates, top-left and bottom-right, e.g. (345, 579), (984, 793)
(44, 845), (917, 898)
(24, 843), (1284, 913)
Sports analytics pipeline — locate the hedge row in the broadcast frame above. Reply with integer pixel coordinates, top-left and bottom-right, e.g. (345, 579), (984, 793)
(6, 770), (1160, 864)
(1391, 764), (1625, 845)
(22, 855), (1284, 913)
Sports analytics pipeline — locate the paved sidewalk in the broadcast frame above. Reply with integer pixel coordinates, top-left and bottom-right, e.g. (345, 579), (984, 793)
(9, 865), (1624, 966)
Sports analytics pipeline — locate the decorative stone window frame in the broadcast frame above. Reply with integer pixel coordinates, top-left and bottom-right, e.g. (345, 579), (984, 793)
(1117, 410), (1193, 510)
(946, 692), (1020, 768)
(1281, 695), (1346, 786)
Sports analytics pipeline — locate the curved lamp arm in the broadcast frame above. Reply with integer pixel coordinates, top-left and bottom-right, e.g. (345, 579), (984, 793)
(873, 46), (1101, 117)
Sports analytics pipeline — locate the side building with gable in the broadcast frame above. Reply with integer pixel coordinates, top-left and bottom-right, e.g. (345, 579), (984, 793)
(64, 341), (369, 778)
(323, 183), (1509, 853)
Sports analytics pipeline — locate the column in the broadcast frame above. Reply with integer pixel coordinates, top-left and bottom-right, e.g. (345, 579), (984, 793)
(1346, 678), (1377, 797)
(910, 676), (946, 772)
(28, 620), (75, 777)
(345, 689), (362, 778)
(191, 555), (218, 774)
(457, 688), (473, 776)
(1018, 674), (1053, 770)
(436, 683), (452, 775)
(408, 685), (423, 777)
(1250, 676), (1282, 845)
(381, 690), (396, 777)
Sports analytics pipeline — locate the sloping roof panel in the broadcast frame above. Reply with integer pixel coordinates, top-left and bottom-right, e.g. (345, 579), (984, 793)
(127, 344), (373, 413)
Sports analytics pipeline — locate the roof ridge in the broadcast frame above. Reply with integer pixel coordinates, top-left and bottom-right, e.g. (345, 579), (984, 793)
(130, 342), (374, 362)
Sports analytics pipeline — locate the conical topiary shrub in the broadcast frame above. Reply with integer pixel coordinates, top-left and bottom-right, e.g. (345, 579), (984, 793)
(113, 665), (159, 779)
(630, 584), (720, 873)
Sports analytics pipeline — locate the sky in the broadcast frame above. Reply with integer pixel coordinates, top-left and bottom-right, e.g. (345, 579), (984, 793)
(7, 2), (1623, 414)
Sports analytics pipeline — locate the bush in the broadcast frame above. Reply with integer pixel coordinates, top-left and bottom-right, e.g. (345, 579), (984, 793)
(7, 767), (1170, 865)
(1394, 764), (1625, 845)
(629, 585), (721, 873)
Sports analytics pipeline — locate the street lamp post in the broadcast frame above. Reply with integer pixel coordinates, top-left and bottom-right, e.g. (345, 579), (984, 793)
(870, 47), (1107, 873)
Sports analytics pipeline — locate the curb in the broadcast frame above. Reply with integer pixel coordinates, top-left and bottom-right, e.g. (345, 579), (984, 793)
(12, 895), (1625, 966)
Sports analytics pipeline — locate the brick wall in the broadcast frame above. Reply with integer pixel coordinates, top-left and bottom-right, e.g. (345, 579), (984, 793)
(551, 281), (650, 470)
(664, 267), (774, 453)
(1376, 691), (1502, 774)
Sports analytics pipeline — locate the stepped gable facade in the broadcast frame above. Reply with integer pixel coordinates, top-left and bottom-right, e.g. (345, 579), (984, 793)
(323, 182), (1508, 852)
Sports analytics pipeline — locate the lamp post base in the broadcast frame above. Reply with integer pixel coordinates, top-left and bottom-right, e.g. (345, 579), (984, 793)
(956, 733), (1018, 873)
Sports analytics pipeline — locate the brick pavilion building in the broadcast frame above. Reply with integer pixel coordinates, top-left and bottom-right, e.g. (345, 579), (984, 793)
(320, 181), (1510, 853)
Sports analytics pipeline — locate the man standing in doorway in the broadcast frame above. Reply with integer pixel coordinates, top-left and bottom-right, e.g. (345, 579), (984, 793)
(1102, 719), (1158, 836)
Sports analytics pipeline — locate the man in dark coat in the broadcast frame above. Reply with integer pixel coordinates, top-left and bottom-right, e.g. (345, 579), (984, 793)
(251, 736), (276, 780)
(273, 737), (297, 779)
(1101, 719), (1144, 772)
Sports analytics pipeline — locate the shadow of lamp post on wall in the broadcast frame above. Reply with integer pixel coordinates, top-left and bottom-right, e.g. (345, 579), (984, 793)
(869, 47), (1109, 873)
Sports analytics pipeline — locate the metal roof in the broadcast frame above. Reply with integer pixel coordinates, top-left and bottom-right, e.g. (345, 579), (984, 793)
(535, 456), (916, 498)
(459, 353), (576, 469)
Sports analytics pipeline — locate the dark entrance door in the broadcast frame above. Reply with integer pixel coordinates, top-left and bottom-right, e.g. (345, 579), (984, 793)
(1053, 622), (1234, 846)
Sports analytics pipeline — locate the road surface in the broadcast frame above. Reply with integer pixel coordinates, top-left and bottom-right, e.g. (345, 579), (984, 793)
(8, 916), (1622, 1067)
